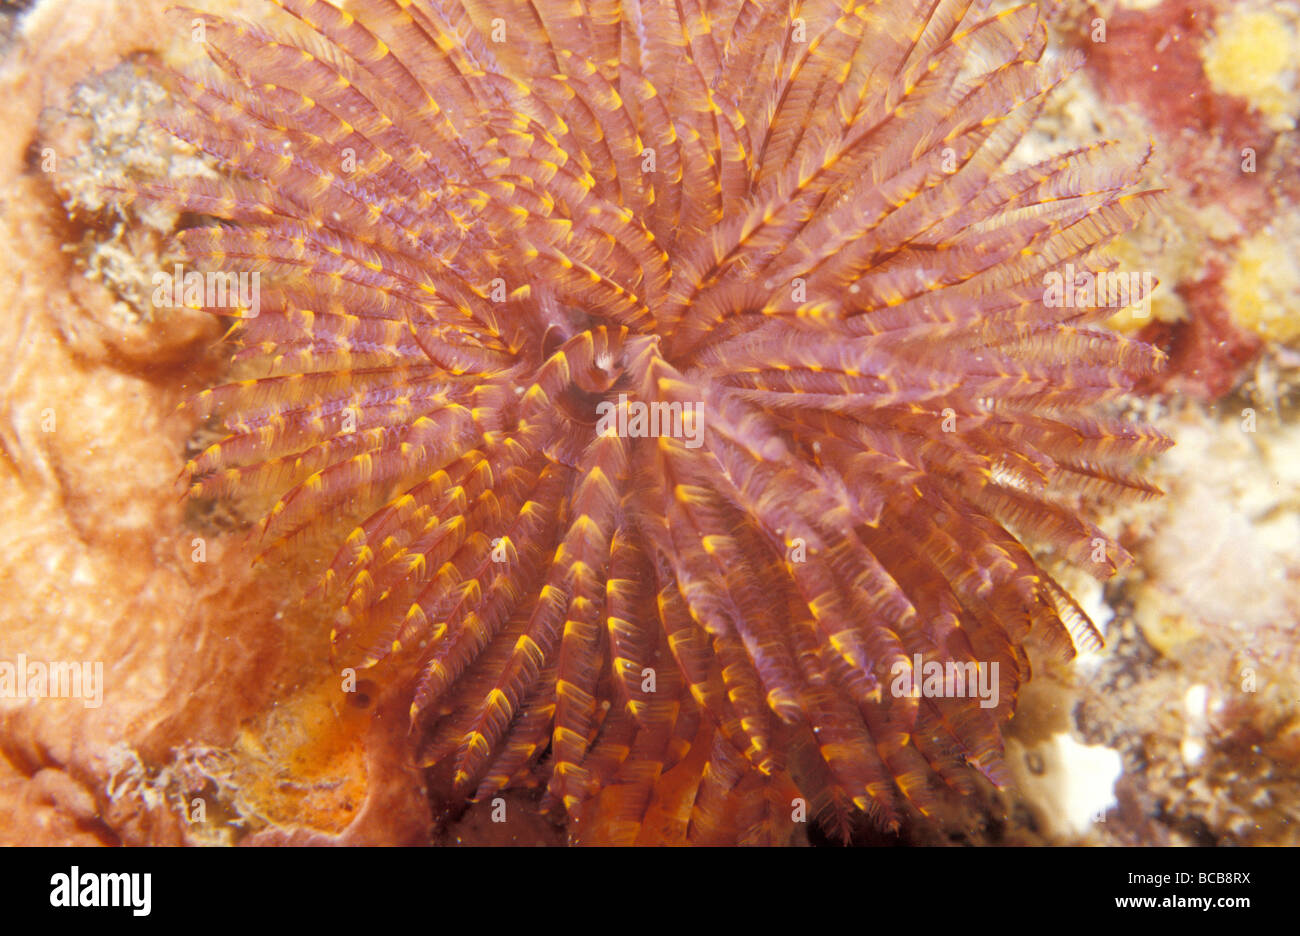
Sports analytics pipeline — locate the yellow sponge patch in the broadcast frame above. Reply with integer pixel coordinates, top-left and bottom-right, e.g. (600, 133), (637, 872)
(1224, 229), (1300, 344)
(1203, 9), (1300, 130)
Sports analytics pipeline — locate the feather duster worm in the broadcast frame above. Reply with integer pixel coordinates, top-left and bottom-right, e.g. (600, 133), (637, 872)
(125, 0), (1171, 843)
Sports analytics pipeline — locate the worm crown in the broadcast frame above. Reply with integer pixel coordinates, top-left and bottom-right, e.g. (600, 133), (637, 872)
(133, 0), (1170, 842)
